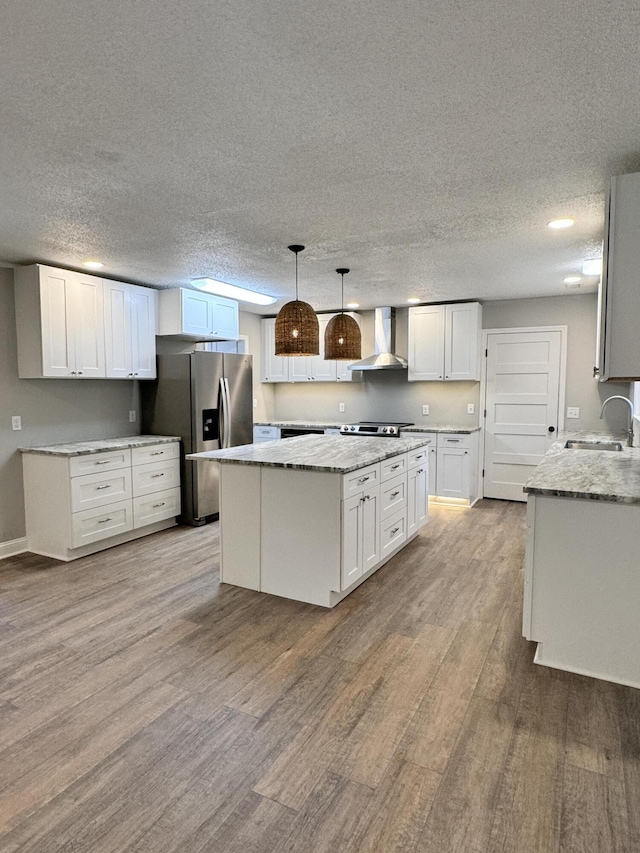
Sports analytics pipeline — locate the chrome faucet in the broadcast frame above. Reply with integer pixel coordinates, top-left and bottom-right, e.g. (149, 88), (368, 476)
(600, 395), (635, 447)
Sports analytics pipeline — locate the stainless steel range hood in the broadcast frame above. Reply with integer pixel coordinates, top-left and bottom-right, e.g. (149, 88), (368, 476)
(348, 307), (408, 371)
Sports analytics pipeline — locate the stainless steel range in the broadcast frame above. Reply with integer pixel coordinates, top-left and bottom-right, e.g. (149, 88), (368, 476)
(339, 420), (414, 437)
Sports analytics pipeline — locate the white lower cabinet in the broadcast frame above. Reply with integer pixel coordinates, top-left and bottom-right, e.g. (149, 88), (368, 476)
(22, 440), (181, 561)
(436, 446), (470, 500)
(253, 425), (281, 442)
(402, 431), (479, 504)
(341, 485), (380, 589)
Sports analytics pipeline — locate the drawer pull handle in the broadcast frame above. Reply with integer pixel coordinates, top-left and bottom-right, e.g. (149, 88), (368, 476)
(152, 502), (166, 508)
(151, 473), (165, 478)
(357, 476), (370, 484)
(150, 451), (164, 456)
(390, 526), (400, 535)
(391, 490), (400, 498)
(415, 454), (423, 459)
(447, 439), (461, 443)
(97, 517), (113, 524)
(96, 484), (112, 490)
(95, 460), (111, 465)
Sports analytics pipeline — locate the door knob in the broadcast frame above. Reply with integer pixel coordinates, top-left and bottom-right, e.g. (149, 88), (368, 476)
(548, 426), (555, 433)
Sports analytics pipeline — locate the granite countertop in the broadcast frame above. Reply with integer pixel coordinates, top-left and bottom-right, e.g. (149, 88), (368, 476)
(187, 434), (433, 473)
(255, 420), (481, 434)
(19, 435), (181, 457)
(524, 432), (640, 504)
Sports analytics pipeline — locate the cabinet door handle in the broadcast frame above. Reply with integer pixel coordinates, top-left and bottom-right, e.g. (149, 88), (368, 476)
(97, 517), (113, 524)
(96, 484), (112, 490)
(390, 526), (400, 535)
(357, 476), (370, 484)
(464, 451), (468, 455)
(70, 371), (77, 375)
(150, 451), (164, 456)
(151, 473), (165, 478)
(152, 502), (166, 508)
(391, 490), (400, 498)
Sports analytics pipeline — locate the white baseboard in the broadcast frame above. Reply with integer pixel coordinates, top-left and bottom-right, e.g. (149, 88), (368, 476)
(0, 537), (28, 560)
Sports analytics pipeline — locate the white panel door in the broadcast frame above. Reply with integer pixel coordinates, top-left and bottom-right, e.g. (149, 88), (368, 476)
(341, 493), (362, 589)
(310, 316), (337, 381)
(72, 273), (106, 378)
(40, 269), (74, 376)
(289, 355), (312, 382)
(362, 487), (380, 573)
(484, 330), (562, 501)
(210, 295), (238, 339)
(445, 303), (481, 381)
(104, 280), (132, 378)
(182, 290), (213, 336)
(436, 447), (469, 499)
(408, 305), (445, 381)
(261, 318), (289, 382)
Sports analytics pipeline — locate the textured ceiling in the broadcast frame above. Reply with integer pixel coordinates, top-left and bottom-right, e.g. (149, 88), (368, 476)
(1, 0), (639, 313)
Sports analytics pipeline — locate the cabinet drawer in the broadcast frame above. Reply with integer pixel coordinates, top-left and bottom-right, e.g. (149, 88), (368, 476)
(71, 499), (133, 548)
(381, 473), (407, 520)
(253, 426), (280, 441)
(380, 509), (407, 559)
(69, 449), (131, 477)
(131, 442), (179, 466)
(133, 488), (181, 528)
(381, 453), (407, 483)
(71, 468), (132, 512)
(407, 447), (428, 469)
(437, 433), (471, 449)
(342, 463), (380, 498)
(132, 459), (180, 497)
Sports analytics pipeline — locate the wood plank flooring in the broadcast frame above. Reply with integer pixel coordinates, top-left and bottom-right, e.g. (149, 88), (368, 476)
(0, 499), (638, 852)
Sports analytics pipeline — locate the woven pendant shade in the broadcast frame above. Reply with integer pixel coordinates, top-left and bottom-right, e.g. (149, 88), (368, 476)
(324, 268), (361, 361)
(275, 245), (319, 356)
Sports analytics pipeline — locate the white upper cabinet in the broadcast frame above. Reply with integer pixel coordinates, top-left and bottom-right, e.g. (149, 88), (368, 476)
(408, 302), (482, 381)
(15, 265), (106, 378)
(598, 171), (640, 380)
(157, 288), (239, 340)
(104, 280), (157, 379)
(261, 312), (362, 383)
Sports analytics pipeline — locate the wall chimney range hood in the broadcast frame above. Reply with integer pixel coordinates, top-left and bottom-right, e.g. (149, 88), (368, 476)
(348, 307), (408, 371)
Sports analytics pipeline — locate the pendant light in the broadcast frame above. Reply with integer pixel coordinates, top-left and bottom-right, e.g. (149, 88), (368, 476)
(324, 268), (362, 360)
(275, 245), (319, 356)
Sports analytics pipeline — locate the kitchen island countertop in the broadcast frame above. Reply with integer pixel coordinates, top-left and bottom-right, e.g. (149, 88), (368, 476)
(188, 434), (432, 474)
(524, 432), (640, 504)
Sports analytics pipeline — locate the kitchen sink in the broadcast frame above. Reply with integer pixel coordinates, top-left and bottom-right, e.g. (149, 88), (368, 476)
(564, 440), (624, 452)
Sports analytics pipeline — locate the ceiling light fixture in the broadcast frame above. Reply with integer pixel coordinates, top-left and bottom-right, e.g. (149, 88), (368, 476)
(324, 269), (362, 361)
(191, 277), (276, 305)
(346, 302), (359, 309)
(83, 260), (104, 270)
(582, 257), (603, 276)
(563, 276), (582, 284)
(407, 297), (421, 304)
(275, 245), (319, 356)
(547, 218), (575, 230)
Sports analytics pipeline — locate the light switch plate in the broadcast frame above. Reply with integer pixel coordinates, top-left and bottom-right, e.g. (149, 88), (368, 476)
(422, 404), (429, 416)
(467, 403), (475, 414)
(339, 402), (346, 413)
(567, 407), (580, 419)
(253, 398), (258, 409)
(11, 415), (22, 431)
(129, 410), (136, 423)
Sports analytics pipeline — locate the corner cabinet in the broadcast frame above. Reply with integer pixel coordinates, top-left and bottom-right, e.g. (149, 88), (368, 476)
(408, 302), (482, 381)
(157, 288), (239, 341)
(261, 313), (362, 383)
(597, 171), (640, 381)
(14, 264), (157, 380)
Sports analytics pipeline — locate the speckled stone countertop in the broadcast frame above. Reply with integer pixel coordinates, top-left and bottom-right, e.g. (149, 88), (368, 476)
(19, 435), (181, 457)
(187, 434), (432, 473)
(255, 420), (481, 434)
(524, 432), (640, 503)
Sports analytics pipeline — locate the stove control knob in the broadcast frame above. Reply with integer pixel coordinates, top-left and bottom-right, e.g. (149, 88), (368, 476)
(351, 425), (357, 432)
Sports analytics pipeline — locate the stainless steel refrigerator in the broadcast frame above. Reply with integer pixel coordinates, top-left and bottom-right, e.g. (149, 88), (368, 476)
(141, 351), (253, 524)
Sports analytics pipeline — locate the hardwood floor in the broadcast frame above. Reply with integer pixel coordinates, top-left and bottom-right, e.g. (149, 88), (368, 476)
(0, 499), (638, 852)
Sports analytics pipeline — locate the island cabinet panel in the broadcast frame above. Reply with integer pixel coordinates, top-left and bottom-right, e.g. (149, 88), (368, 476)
(219, 465), (262, 591)
(341, 493), (364, 588)
(407, 463), (428, 538)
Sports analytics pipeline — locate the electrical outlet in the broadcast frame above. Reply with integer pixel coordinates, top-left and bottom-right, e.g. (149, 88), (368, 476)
(339, 402), (346, 413)
(11, 415), (22, 431)
(129, 410), (136, 423)
(253, 398), (258, 409)
(467, 403), (475, 415)
(422, 404), (429, 416)
(567, 407), (580, 419)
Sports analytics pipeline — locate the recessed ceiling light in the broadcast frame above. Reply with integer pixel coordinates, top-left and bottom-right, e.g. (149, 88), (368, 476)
(407, 297), (421, 304)
(191, 277), (277, 305)
(547, 218), (575, 230)
(582, 257), (603, 276)
(564, 276), (582, 284)
(346, 302), (359, 309)
(83, 260), (104, 270)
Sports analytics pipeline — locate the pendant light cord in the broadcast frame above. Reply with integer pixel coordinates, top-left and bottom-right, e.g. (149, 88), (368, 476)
(336, 268), (349, 315)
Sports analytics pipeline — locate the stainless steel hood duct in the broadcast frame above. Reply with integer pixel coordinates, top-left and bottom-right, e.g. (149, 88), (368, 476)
(348, 307), (408, 371)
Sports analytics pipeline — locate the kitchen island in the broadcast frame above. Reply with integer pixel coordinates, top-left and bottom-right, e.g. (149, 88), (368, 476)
(523, 433), (640, 688)
(188, 434), (431, 606)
